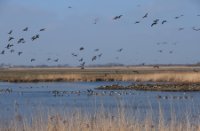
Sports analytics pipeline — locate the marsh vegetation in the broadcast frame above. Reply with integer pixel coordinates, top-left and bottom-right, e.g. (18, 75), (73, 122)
(0, 66), (200, 84)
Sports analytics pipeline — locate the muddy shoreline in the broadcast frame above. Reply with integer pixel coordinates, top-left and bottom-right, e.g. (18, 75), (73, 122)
(97, 83), (200, 91)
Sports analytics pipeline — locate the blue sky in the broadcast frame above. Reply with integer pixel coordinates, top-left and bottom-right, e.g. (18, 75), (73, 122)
(0, 0), (200, 66)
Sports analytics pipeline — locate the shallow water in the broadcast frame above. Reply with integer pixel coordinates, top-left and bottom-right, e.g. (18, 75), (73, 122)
(0, 81), (200, 123)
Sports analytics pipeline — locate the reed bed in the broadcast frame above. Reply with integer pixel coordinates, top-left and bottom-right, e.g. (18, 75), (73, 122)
(121, 72), (200, 83)
(1, 103), (200, 131)
(0, 67), (200, 83)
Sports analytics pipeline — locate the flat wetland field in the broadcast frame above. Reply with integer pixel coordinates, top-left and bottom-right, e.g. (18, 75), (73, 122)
(1, 66), (200, 91)
(0, 66), (200, 82)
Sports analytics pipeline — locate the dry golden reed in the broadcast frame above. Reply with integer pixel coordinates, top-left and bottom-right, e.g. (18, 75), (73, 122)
(1, 106), (200, 131)
(121, 72), (200, 83)
(1, 71), (200, 83)
(0, 66), (200, 82)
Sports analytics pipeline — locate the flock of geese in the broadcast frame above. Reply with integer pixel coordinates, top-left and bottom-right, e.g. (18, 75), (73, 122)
(1, 5), (200, 68)
(71, 47), (123, 69)
(111, 12), (200, 57)
(1, 26), (124, 68)
(51, 89), (193, 100)
(1, 27), (46, 62)
(0, 86), (193, 100)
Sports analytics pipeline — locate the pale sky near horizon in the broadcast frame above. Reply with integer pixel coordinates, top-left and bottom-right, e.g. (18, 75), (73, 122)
(0, 0), (200, 66)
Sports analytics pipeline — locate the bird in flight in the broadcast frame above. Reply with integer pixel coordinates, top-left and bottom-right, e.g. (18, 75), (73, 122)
(10, 49), (14, 53)
(31, 34), (39, 41)
(54, 58), (59, 62)
(31, 58), (36, 62)
(151, 22), (157, 27)
(94, 49), (99, 52)
(31, 36), (36, 41)
(192, 27), (200, 31)
(35, 34), (39, 38)
(162, 20), (167, 24)
(47, 58), (51, 61)
(135, 21), (140, 24)
(79, 58), (83, 62)
(113, 15), (123, 20)
(8, 30), (12, 35)
(154, 19), (159, 23)
(17, 38), (25, 44)
(151, 19), (159, 27)
(98, 53), (102, 58)
(178, 28), (184, 31)
(23, 27), (28, 31)
(92, 56), (97, 61)
(5, 44), (14, 49)
(80, 62), (85, 69)
(1, 50), (5, 55)
(18, 52), (23, 56)
(175, 16), (179, 19)
(174, 15), (183, 19)
(40, 28), (46, 31)
(79, 47), (84, 51)
(117, 48), (123, 52)
(72, 53), (78, 57)
(142, 13), (148, 18)
(8, 37), (14, 41)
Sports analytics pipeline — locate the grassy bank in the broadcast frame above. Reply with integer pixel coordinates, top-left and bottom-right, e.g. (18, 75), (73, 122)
(0, 66), (200, 83)
(97, 83), (200, 91)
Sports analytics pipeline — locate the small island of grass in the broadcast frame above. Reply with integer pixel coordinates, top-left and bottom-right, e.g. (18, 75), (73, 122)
(97, 83), (200, 91)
